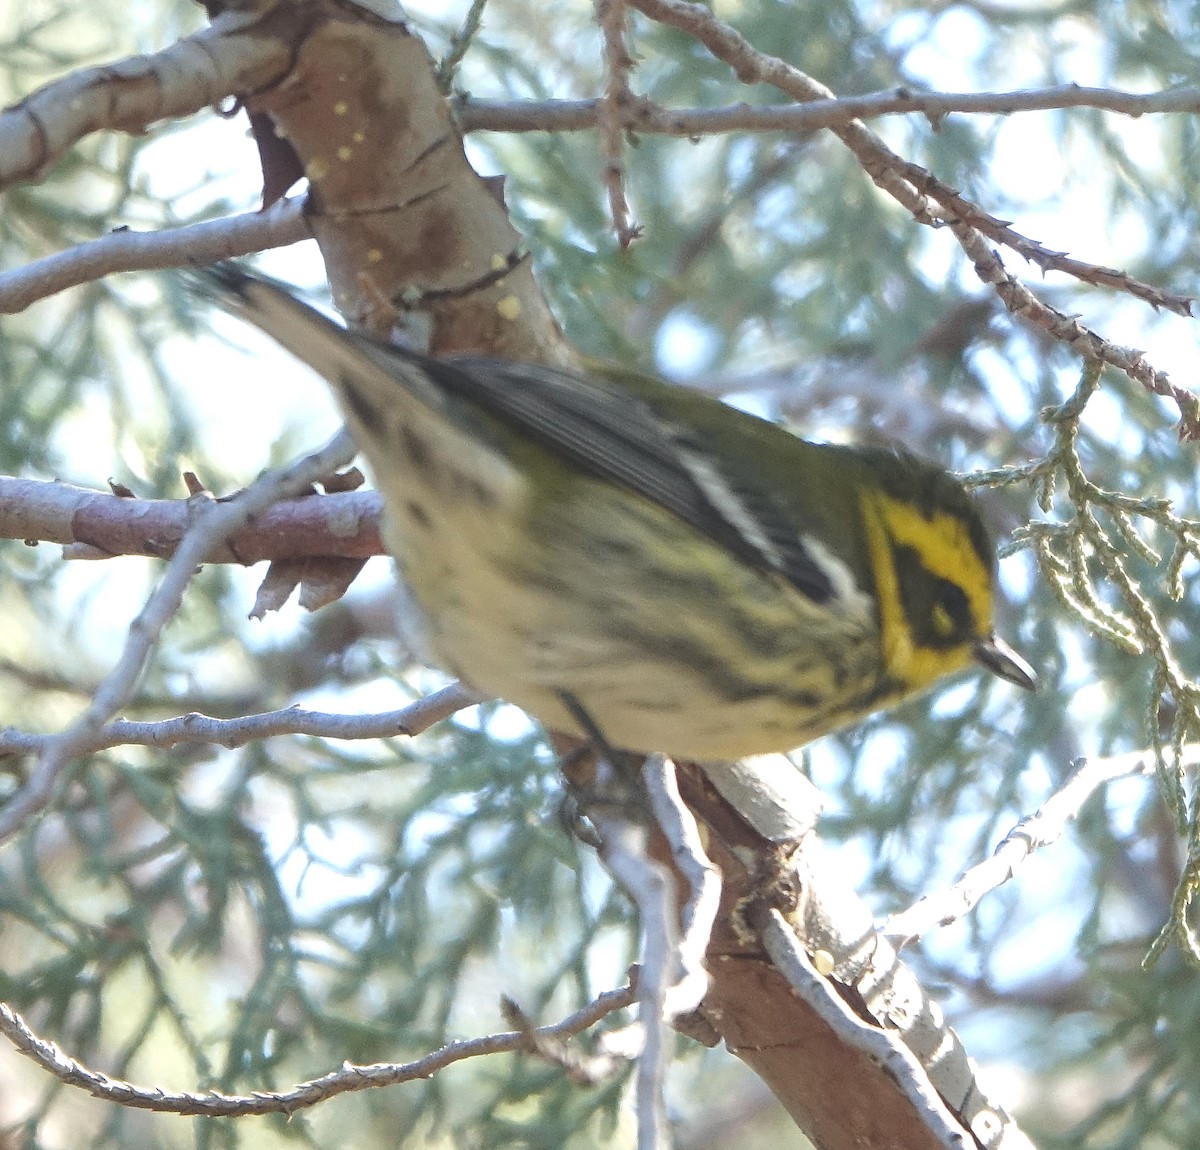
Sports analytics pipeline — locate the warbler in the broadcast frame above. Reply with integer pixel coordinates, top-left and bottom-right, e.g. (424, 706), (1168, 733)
(194, 263), (1035, 761)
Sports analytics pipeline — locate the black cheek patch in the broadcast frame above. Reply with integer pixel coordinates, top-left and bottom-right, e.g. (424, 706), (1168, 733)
(891, 544), (975, 650)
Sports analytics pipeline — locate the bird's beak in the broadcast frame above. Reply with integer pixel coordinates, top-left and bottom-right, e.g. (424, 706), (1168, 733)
(973, 634), (1037, 691)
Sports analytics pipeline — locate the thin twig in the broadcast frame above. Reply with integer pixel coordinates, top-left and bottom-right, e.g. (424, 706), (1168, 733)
(500, 996), (625, 1085)
(624, 0), (1200, 434)
(0, 682), (486, 761)
(883, 750), (1181, 947)
(948, 224), (1200, 437)
(436, 0), (490, 91)
(641, 755), (720, 1020)
(589, 800), (674, 1150)
(456, 85), (1200, 136)
(594, 0), (641, 247)
(888, 158), (1189, 314)
(0, 983), (636, 1116)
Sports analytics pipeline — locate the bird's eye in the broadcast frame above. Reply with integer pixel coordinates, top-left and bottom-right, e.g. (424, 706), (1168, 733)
(931, 580), (971, 639)
(931, 602), (955, 638)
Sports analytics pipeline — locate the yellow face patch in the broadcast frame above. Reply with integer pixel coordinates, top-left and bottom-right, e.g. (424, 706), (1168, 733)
(859, 489), (993, 689)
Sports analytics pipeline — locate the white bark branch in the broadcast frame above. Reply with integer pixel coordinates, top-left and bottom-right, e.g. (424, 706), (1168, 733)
(0, 199), (310, 314)
(0, 7), (297, 192)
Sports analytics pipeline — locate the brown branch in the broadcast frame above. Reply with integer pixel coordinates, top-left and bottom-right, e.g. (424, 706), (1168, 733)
(757, 913), (1007, 1150)
(625, 0), (1200, 436)
(890, 157), (1191, 316)
(455, 85), (1200, 135)
(594, 0), (641, 247)
(8, 33), (1195, 195)
(0, 983), (636, 1117)
(0, 477), (383, 562)
(951, 225), (1200, 438)
(5, 53), (1188, 324)
(676, 757), (1033, 1149)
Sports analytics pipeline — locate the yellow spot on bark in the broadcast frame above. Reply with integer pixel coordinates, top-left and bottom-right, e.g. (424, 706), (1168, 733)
(305, 157), (329, 181)
(333, 101), (348, 116)
(496, 295), (521, 321)
(337, 146), (353, 162)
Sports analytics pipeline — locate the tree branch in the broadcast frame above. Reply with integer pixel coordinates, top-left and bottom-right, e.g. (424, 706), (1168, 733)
(0, 476), (383, 562)
(455, 85), (1200, 136)
(0, 199), (311, 314)
(625, 0), (1199, 434)
(0, 6), (303, 192)
(0, 682), (485, 761)
(884, 749), (1186, 947)
(757, 911), (1032, 1150)
(594, 0), (640, 247)
(0, 430), (357, 846)
(0, 983), (636, 1116)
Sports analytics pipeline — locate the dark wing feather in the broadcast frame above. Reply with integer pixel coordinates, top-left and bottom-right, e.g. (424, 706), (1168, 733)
(417, 355), (837, 604)
(190, 263), (838, 605)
